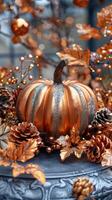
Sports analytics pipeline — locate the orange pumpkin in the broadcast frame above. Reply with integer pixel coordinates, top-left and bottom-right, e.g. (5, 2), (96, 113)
(16, 60), (97, 138)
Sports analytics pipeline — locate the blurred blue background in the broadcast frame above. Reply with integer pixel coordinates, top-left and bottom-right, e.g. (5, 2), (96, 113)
(0, 0), (111, 79)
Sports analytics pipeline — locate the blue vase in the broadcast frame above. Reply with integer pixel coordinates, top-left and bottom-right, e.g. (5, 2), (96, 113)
(0, 152), (112, 200)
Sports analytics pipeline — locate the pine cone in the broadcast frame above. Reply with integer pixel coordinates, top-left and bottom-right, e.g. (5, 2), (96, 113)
(9, 122), (42, 146)
(0, 88), (15, 123)
(0, 122), (10, 149)
(73, 178), (94, 200)
(6, 112), (19, 126)
(92, 108), (112, 126)
(102, 123), (112, 140)
(86, 135), (112, 163)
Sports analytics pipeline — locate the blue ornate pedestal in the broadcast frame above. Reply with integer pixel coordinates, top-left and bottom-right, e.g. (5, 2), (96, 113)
(0, 152), (112, 200)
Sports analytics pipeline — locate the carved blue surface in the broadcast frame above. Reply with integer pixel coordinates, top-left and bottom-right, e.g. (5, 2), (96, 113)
(0, 152), (112, 200)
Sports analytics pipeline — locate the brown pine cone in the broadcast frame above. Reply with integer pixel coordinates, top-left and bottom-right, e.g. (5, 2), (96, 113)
(0, 122), (10, 149)
(0, 87), (15, 123)
(73, 178), (94, 200)
(102, 123), (112, 140)
(6, 112), (19, 126)
(86, 135), (112, 163)
(8, 122), (42, 146)
(92, 108), (112, 126)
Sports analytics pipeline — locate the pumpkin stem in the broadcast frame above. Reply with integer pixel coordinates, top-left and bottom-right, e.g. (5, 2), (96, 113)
(54, 60), (67, 84)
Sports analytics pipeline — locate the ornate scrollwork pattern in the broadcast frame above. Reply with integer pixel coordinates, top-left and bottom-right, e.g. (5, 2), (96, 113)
(0, 153), (112, 200)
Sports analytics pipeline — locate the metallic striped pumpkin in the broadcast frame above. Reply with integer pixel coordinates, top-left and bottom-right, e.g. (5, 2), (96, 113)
(16, 60), (97, 138)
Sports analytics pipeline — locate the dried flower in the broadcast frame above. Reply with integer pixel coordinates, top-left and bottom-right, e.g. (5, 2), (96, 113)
(57, 127), (86, 161)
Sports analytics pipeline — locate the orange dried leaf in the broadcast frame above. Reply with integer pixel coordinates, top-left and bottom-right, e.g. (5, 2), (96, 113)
(17, 139), (38, 162)
(101, 148), (112, 167)
(57, 44), (90, 67)
(2, 139), (38, 162)
(12, 163), (46, 184)
(76, 24), (102, 40)
(26, 164), (46, 184)
(4, 142), (18, 161)
(97, 5), (112, 28)
(60, 147), (72, 161)
(32, 170), (46, 184)
(70, 126), (80, 145)
(74, 147), (83, 158)
(73, 0), (89, 8)
(0, 159), (10, 167)
(60, 145), (84, 161)
(12, 163), (25, 177)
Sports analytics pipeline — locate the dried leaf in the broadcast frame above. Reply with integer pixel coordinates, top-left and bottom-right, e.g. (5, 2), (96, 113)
(58, 127), (85, 161)
(57, 44), (90, 67)
(0, 159), (10, 167)
(15, 0), (43, 16)
(26, 164), (46, 184)
(76, 24), (102, 40)
(97, 5), (112, 28)
(0, 139), (38, 162)
(97, 5), (112, 36)
(12, 163), (25, 177)
(95, 90), (105, 109)
(74, 147), (83, 158)
(16, 139), (38, 162)
(101, 148), (112, 166)
(60, 147), (73, 161)
(70, 126), (80, 145)
(12, 163), (46, 184)
(60, 144), (84, 161)
(73, 0), (89, 8)
(74, 141), (87, 158)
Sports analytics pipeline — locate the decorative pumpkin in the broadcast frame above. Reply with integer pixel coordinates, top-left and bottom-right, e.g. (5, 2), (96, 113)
(16, 60), (97, 138)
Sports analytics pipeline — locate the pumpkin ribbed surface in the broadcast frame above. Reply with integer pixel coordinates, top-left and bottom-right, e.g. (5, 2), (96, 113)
(16, 79), (97, 137)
